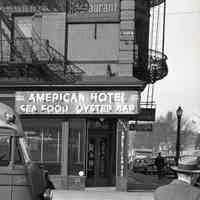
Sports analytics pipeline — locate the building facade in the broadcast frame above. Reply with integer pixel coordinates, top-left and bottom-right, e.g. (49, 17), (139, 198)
(0, 0), (168, 190)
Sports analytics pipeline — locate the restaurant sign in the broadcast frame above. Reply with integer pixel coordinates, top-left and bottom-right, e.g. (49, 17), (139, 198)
(67, 0), (120, 23)
(15, 91), (140, 115)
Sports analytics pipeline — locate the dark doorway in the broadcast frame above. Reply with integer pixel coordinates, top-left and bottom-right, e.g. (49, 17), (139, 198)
(86, 119), (116, 187)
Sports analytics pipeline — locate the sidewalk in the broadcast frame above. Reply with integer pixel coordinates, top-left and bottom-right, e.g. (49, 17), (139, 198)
(52, 188), (154, 200)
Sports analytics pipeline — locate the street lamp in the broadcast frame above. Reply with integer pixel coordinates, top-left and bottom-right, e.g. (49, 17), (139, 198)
(175, 106), (183, 165)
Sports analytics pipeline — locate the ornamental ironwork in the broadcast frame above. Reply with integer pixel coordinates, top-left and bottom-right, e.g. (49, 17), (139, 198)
(149, 0), (165, 7)
(69, 0), (90, 14)
(133, 49), (168, 84)
(148, 49), (168, 83)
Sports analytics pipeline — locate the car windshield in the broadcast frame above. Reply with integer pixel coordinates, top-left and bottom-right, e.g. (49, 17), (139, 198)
(19, 137), (31, 163)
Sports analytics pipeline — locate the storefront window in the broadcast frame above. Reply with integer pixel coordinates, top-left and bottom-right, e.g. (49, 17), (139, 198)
(68, 119), (86, 175)
(43, 128), (61, 162)
(22, 119), (62, 174)
(25, 129), (42, 162)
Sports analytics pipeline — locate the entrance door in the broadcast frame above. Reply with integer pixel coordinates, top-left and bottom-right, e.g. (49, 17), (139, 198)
(86, 120), (116, 187)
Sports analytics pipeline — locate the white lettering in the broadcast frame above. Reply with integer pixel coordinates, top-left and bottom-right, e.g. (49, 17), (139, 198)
(41, 104), (68, 114)
(116, 104), (135, 113)
(90, 93), (98, 103)
(88, 3), (118, 13)
(28, 94), (36, 102)
(83, 105), (90, 113)
(99, 93), (107, 103)
(76, 105), (83, 113)
(52, 93), (59, 102)
(129, 104), (135, 112)
(78, 93), (85, 102)
(20, 105), (37, 113)
(45, 93), (51, 102)
(71, 93), (77, 103)
(36, 93), (45, 102)
(63, 93), (70, 103)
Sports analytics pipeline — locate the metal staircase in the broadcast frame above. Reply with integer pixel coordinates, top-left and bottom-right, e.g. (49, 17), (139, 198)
(0, 10), (84, 82)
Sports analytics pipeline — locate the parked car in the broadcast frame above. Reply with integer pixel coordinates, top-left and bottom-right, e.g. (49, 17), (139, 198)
(132, 156), (156, 174)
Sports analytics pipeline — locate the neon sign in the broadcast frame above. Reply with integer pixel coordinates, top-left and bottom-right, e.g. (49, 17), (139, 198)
(15, 91), (140, 115)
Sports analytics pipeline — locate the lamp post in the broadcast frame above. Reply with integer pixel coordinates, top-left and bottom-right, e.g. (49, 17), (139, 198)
(175, 106), (183, 165)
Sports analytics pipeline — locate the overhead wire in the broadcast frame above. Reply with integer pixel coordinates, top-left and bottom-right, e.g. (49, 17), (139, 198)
(155, 10), (200, 16)
(146, 1), (166, 109)
(150, 3), (161, 108)
(146, 0), (155, 108)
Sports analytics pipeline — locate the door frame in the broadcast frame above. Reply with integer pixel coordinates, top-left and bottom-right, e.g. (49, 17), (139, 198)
(85, 119), (116, 187)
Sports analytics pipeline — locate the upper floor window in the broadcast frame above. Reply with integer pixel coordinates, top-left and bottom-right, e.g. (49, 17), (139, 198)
(68, 23), (119, 61)
(14, 16), (32, 38)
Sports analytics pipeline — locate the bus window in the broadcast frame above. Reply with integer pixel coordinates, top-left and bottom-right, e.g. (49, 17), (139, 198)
(14, 138), (23, 165)
(0, 135), (11, 166)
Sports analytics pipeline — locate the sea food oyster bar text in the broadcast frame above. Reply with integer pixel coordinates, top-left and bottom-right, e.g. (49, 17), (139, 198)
(15, 91), (140, 115)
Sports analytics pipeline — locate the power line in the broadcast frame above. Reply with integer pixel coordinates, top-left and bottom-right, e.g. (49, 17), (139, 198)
(153, 10), (200, 16)
(166, 11), (200, 15)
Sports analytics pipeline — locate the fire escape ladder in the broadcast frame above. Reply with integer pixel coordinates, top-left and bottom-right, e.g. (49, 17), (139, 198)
(0, 10), (85, 82)
(0, 25), (26, 62)
(0, 10), (38, 63)
(46, 60), (84, 83)
(31, 27), (85, 82)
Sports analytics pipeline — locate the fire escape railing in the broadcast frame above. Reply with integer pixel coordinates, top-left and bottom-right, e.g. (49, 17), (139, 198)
(133, 48), (168, 84)
(149, 0), (165, 7)
(148, 49), (168, 83)
(31, 27), (85, 82)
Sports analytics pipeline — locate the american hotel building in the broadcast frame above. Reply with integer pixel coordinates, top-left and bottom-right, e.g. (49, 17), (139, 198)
(0, 0), (168, 190)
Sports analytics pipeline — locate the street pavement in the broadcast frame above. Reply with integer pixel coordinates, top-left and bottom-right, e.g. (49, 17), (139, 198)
(52, 188), (154, 200)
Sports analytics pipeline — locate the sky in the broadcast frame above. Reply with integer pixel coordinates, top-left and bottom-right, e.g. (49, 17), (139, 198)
(143, 0), (200, 121)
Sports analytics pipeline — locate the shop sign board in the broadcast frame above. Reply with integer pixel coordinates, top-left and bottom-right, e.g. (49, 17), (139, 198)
(0, 5), (48, 14)
(67, 0), (120, 23)
(129, 122), (153, 132)
(129, 123), (153, 132)
(135, 123), (153, 131)
(15, 91), (140, 115)
(135, 108), (156, 121)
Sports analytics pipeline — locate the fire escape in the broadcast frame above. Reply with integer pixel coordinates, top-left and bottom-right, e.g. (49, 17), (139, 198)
(133, 0), (168, 85)
(0, 10), (84, 82)
(133, 0), (168, 112)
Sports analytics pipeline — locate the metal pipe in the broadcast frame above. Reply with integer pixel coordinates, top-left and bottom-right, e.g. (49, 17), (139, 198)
(162, 0), (166, 57)
(64, 0), (69, 63)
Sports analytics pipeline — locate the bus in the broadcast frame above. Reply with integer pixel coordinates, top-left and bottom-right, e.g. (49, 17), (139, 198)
(0, 102), (53, 200)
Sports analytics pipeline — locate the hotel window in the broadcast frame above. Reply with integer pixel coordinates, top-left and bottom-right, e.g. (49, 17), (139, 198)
(68, 24), (119, 61)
